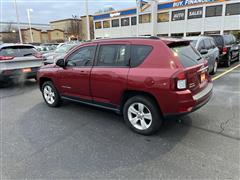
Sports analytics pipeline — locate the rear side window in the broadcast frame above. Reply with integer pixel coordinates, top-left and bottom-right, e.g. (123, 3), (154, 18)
(0, 46), (37, 57)
(130, 45), (152, 67)
(97, 44), (129, 67)
(172, 45), (202, 68)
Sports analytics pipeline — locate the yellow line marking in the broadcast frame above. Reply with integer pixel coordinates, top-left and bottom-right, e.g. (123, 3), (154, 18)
(213, 63), (240, 81)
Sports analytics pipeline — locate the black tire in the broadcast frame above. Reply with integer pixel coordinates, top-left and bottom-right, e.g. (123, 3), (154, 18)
(41, 81), (61, 107)
(210, 60), (218, 75)
(123, 95), (162, 135)
(225, 53), (231, 67)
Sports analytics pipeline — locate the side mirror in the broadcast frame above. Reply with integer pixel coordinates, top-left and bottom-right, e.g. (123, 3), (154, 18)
(56, 58), (65, 67)
(200, 49), (208, 55)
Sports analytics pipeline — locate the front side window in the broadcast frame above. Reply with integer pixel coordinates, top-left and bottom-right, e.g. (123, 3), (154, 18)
(139, 14), (151, 23)
(131, 16), (137, 25)
(112, 19), (119, 27)
(97, 45), (129, 67)
(130, 45), (152, 67)
(172, 10), (185, 21)
(157, 12), (169, 23)
(67, 46), (96, 67)
(121, 18), (130, 26)
(206, 5), (222, 17)
(226, 3), (240, 16)
(95, 22), (102, 29)
(103, 20), (110, 28)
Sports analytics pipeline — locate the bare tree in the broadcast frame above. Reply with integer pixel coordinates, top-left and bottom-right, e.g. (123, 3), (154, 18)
(2, 22), (23, 43)
(95, 7), (115, 14)
(66, 15), (81, 41)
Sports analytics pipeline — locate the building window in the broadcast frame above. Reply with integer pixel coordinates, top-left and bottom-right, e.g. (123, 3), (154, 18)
(95, 22), (102, 29)
(121, 18), (130, 26)
(112, 19), (119, 27)
(103, 20), (110, 28)
(139, 14), (151, 23)
(205, 5), (222, 17)
(188, 7), (203, 19)
(172, 10), (185, 21)
(131, 16), (137, 25)
(157, 12), (169, 22)
(226, 3), (240, 16)
(186, 32), (201, 36)
(157, 34), (169, 37)
(171, 33), (184, 38)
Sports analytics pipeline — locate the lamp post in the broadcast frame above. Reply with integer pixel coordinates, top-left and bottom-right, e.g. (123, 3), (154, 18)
(85, 0), (90, 40)
(27, 8), (34, 43)
(13, 0), (23, 43)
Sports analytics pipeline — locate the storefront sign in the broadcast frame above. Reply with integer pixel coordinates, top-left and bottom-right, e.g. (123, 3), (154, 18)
(188, 7), (203, 19)
(158, 0), (219, 10)
(110, 12), (121, 17)
(172, 10), (185, 21)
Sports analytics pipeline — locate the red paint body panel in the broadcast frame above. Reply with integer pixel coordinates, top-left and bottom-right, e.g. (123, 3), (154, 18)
(37, 38), (213, 116)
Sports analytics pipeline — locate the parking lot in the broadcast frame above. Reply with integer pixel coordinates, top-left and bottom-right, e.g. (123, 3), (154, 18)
(0, 62), (239, 179)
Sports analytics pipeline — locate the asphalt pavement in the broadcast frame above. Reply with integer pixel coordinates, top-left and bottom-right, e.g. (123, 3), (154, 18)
(0, 63), (239, 179)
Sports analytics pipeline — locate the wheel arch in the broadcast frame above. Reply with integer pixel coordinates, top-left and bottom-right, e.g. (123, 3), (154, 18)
(120, 90), (162, 115)
(39, 77), (53, 91)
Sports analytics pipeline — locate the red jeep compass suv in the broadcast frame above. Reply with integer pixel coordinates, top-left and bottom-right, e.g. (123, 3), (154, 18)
(37, 37), (213, 135)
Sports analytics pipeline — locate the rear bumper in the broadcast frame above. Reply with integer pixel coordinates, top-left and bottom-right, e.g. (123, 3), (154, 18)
(163, 82), (213, 118)
(0, 67), (39, 82)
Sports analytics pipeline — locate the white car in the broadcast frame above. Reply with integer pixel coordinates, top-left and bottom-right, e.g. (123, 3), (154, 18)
(0, 44), (43, 86)
(183, 36), (219, 75)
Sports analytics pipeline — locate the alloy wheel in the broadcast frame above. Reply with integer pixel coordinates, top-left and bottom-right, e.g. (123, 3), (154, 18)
(127, 103), (152, 130)
(43, 85), (55, 104)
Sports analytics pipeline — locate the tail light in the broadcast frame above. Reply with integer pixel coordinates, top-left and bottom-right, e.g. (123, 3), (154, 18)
(222, 47), (228, 55)
(33, 53), (43, 59)
(0, 56), (14, 61)
(172, 71), (187, 90)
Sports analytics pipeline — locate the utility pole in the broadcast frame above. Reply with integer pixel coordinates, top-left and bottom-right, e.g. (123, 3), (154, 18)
(13, 0), (23, 43)
(27, 8), (34, 43)
(85, 0), (90, 40)
(136, 0), (140, 37)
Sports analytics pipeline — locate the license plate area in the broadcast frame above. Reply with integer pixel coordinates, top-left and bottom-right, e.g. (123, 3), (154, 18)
(200, 73), (206, 83)
(22, 68), (31, 73)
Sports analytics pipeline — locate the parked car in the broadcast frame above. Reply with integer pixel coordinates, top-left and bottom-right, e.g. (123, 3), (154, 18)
(183, 36), (219, 75)
(0, 44), (43, 86)
(43, 43), (78, 65)
(208, 34), (239, 67)
(37, 37), (213, 135)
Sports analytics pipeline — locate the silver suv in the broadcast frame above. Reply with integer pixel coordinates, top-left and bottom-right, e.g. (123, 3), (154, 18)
(184, 36), (219, 75)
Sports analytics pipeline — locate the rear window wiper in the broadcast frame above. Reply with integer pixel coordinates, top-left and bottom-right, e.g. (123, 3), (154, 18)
(23, 53), (34, 56)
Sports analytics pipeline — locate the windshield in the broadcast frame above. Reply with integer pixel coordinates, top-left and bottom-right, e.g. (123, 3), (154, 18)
(55, 44), (76, 53)
(172, 45), (202, 68)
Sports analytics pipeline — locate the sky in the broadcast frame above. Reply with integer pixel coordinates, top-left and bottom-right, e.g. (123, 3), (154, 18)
(1, 0), (170, 24)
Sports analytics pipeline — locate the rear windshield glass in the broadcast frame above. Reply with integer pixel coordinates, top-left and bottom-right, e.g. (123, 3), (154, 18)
(0, 46), (37, 57)
(172, 45), (202, 67)
(211, 36), (224, 47)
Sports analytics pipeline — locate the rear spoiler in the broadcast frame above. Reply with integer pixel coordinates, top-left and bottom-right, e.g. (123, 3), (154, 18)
(165, 41), (190, 48)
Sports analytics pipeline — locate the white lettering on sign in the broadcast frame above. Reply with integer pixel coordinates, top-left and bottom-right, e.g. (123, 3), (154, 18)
(173, 0), (215, 7)
(110, 12), (120, 17)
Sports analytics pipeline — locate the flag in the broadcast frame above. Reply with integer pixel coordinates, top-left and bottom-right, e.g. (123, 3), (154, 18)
(137, 0), (151, 12)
